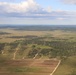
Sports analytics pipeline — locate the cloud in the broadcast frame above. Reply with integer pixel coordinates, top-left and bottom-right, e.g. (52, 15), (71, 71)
(0, 0), (42, 13)
(45, 6), (52, 13)
(0, 0), (76, 20)
(61, 0), (76, 4)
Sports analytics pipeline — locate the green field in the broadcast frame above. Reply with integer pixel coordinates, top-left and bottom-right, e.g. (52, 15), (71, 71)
(54, 56), (76, 75)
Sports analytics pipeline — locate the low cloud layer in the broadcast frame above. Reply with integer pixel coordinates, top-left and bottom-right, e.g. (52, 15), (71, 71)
(0, 0), (76, 20)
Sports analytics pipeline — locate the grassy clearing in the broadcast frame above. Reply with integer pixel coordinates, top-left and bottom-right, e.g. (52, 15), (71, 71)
(0, 28), (76, 43)
(54, 56), (76, 75)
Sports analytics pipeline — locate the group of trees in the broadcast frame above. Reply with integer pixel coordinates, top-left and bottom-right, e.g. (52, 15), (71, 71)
(0, 36), (76, 59)
(0, 32), (11, 35)
(22, 39), (76, 59)
(0, 43), (5, 54)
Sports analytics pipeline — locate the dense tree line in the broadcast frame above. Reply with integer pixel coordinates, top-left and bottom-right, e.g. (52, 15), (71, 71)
(0, 32), (11, 35)
(22, 39), (76, 59)
(0, 43), (5, 54)
(0, 37), (76, 59)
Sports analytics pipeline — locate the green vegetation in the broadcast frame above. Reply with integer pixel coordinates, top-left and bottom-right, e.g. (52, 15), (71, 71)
(0, 25), (76, 75)
(8, 67), (41, 73)
(54, 56), (76, 75)
(0, 31), (11, 35)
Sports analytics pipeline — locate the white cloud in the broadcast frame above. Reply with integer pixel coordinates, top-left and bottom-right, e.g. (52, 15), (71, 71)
(0, 0), (42, 13)
(0, 0), (76, 20)
(45, 6), (52, 13)
(61, 0), (76, 4)
(56, 17), (66, 20)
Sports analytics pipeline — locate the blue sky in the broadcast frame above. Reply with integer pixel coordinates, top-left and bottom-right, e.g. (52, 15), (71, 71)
(0, 0), (76, 25)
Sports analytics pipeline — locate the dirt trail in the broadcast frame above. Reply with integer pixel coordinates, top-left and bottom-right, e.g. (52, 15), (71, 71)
(13, 44), (22, 60)
(22, 57), (25, 59)
(13, 48), (18, 60)
(2, 51), (4, 55)
(50, 60), (61, 75)
(30, 53), (38, 66)
(33, 53), (38, 59)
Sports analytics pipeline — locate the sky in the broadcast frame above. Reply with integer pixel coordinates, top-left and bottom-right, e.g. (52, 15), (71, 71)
(0, 0), (76, 25)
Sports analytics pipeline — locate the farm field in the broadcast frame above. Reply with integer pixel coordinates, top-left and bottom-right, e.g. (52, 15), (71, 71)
(0, 59), (59, 75)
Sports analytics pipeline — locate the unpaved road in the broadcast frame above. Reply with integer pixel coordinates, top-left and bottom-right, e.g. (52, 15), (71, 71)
(50, 60), (61, 75)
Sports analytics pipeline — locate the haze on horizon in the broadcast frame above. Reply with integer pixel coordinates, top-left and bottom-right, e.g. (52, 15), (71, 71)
(0, 0), (76, 25)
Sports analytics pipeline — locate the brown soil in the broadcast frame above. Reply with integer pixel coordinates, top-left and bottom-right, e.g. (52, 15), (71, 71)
(0, 59), (59, 75)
